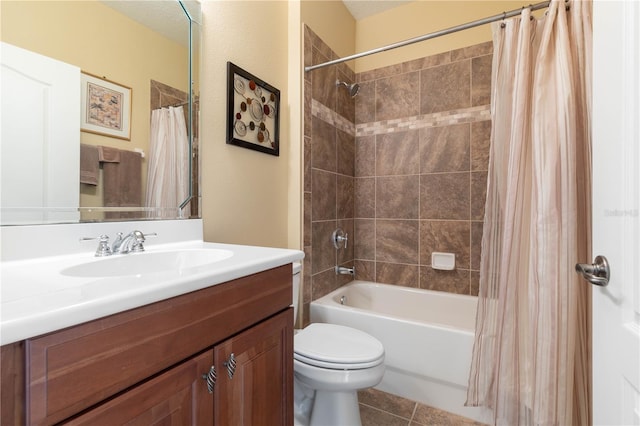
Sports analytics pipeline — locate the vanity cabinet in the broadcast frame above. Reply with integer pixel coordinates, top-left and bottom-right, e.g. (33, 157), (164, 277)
(0, 265), (293, 426)
(66, 350), (214, 425)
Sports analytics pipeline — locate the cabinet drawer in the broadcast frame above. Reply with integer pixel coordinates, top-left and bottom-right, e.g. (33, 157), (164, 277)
(26, 265), (291, 425)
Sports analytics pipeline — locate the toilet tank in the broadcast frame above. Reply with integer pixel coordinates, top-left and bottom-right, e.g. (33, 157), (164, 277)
(292, 262), (302, 322)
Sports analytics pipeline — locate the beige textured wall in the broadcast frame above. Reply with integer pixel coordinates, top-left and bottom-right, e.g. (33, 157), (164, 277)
(354, 1), (532, 72)
(301, 0), (356, 68)
(201, 1), (297, 248)
(288, 1), (303, 250)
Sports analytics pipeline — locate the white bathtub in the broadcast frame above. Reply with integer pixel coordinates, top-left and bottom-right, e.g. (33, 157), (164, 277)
(310, 281), (488, 423)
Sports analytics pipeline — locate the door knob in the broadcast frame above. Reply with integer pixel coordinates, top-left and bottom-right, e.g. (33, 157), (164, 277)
(575, 255), (610, 287)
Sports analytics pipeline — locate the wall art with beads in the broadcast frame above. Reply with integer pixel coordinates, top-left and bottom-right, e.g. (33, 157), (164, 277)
(226, 62), (280, 156)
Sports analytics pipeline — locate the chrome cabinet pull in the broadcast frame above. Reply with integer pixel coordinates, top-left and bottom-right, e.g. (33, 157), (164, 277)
(224, 353), (237, 379)
(202, 366), (216, 394)
(575, 255), (610, 287)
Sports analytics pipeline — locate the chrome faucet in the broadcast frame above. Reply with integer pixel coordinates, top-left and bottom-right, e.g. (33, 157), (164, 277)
(112, 230), (154, 254)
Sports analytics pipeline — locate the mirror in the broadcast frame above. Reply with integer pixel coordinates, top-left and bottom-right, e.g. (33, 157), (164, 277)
(0, 0), (201, 225)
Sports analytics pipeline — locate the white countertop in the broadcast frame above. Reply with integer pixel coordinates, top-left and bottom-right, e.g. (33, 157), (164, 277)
(0, 220), (304, 345)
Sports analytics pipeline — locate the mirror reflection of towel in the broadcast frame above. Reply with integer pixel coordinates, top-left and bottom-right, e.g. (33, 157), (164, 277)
(102, 149), (142, 218)
(98, 145), (121, 163)
(80, 144), (99, 185)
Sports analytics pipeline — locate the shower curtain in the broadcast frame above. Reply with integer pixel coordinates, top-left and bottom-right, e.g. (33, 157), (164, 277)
(466, 1), (591, 425)
(145, 106), (190, 218)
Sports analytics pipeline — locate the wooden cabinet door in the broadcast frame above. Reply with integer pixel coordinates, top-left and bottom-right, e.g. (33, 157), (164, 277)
(65, 351), (213, 426)
(214, 309), (293, 426)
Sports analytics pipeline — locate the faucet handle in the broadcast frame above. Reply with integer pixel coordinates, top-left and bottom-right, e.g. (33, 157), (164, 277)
(80, 234), (112, 257)
(332, 228), (349, 249)
(130, 231), (158, 253)
(127, 230), (145, 253)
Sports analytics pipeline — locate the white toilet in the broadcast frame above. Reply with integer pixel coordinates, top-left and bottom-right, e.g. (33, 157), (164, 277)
(292, 263), (385, 426)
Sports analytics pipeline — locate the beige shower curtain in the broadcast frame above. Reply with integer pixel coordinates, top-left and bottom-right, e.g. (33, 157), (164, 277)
(466, 1), (591, 425)
(145, 106), (190, 218)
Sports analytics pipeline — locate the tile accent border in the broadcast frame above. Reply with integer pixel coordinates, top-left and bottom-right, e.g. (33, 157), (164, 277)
(356, 105), (490, 137)
(311, 99), (356, 136)
(311, 100), (490, 138)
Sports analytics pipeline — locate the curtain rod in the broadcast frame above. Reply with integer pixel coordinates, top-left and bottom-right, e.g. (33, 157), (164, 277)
(304, 1), (551, 72)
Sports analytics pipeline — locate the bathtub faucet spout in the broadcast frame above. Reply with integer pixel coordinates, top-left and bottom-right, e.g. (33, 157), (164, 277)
(335, 265), (355, 276)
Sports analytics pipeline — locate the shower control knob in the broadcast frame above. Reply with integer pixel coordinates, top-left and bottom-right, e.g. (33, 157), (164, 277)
(332, 228), (348, 249)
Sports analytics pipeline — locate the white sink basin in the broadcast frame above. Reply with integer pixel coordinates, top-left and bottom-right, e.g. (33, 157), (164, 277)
(60, 249), (234, 278)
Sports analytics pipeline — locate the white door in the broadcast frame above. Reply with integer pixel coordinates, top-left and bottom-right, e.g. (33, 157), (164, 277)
(1, 42), (80, 224)
(591, 1), (640, 425)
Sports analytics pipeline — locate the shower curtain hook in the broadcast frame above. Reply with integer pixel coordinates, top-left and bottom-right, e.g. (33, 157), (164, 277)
(528, 4), (535, 20)
(501, 11), (506, 28)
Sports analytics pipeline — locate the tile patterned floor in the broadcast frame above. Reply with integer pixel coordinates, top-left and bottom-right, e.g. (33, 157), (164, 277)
(358, 388), (487, 426)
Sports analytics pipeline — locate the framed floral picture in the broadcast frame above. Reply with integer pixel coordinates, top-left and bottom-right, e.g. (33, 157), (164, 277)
(80, 72), (132, 140)
(226, 62), (280, 156)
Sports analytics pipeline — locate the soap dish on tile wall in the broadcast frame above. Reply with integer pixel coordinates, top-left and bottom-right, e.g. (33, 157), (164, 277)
(431, 252), (455, 270)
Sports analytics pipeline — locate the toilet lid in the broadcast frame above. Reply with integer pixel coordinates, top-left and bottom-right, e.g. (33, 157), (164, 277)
(294, 323), (384, 369)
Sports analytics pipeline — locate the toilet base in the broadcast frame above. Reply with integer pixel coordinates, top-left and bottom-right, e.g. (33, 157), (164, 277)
(310, 390), (361, 426)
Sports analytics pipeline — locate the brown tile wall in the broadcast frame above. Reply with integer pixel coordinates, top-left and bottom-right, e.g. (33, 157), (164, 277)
(303, 26), (356, 326)
(352, 42), (493, 296)
(303, 25), (492, 321)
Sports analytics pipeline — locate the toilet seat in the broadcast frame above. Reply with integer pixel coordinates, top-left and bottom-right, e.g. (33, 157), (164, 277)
(294, 323), (384, 370)
(294, 352), (384, 370)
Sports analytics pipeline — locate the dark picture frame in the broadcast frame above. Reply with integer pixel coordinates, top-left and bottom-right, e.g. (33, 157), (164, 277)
(226, 62), (280, 156)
